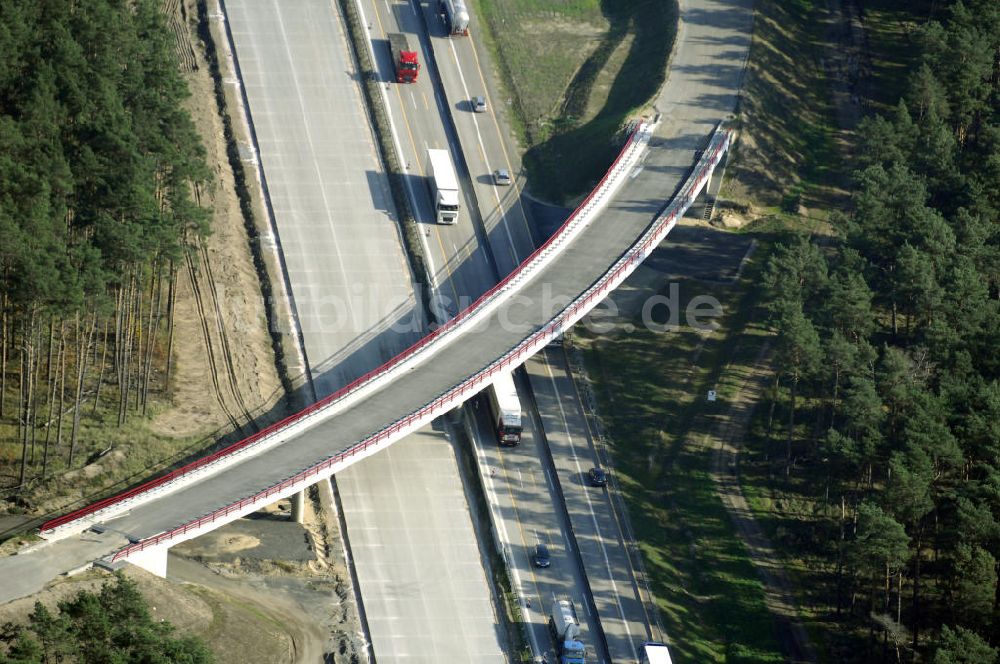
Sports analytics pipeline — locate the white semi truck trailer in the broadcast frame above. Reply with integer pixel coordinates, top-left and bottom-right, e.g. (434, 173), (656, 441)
(425, 148), (460, 224)
(440, 0), (470, 35)
(550, 598), (586, 664)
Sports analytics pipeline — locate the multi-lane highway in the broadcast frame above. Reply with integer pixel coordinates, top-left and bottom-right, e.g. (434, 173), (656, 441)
(336, 425), (503, 662)
(224, 0), (513, 660)
(358, 0), (534, 295)
(468, 369), (610, 661)
(527, 349), (655, 660)
(341, 3), (642, 660)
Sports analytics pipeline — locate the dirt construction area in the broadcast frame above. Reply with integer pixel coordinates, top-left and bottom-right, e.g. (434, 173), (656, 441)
(169, 489), (365, 663)
(0, 491), (365, 664)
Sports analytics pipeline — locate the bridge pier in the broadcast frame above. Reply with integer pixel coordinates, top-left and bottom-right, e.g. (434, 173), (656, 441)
(290, 489), (306, 524)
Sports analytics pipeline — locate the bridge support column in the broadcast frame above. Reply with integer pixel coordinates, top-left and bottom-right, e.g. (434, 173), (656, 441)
(290, 489), (306, 524)
(127, 546), (169, 578)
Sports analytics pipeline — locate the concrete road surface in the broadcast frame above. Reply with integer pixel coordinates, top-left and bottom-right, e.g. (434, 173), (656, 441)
(341, 1), (530, 661)
(337, 424), (504, 662)
(224, 2), (508, 659)
(224, 0), (421, 395)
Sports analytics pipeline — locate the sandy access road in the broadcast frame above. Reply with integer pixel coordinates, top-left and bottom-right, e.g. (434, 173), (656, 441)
(708, 342), (817, 663)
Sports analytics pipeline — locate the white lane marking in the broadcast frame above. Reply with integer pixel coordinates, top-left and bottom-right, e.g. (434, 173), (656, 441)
(541, 355), (638, 661)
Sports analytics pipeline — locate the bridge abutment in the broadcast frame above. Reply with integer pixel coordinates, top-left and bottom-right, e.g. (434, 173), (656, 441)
(126, 545), (169, 578)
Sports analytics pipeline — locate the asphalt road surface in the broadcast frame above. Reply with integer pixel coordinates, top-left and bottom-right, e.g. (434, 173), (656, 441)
(415, 1), (536, 275)
(527, 350), (653, 662)
(357, 0), (496, 306)
(0, 532), (126, 605)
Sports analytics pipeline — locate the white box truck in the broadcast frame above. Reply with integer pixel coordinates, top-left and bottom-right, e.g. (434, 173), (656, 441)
(426, 148), (460, 224)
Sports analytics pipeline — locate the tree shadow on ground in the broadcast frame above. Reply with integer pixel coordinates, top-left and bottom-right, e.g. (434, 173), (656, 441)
(524, 0), (676, 204)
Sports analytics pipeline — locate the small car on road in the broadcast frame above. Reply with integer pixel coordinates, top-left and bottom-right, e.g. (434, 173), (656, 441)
(588, 466), (608, 487)
(533, 543), (551, 568)
(493, 168), (512, 186)
(472, 95), (487, 113)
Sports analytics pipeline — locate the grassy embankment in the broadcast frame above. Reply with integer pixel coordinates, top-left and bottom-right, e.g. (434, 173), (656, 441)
(471, 0), (675, 203)
(723, 0), (847, 224)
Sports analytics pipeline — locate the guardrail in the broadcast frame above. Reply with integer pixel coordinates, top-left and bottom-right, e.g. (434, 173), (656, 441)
(40, 120), (652, 539)
(109, 123), (732, 563)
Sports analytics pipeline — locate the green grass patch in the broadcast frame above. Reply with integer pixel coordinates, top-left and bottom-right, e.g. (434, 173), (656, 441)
(472, 0), (675, 203)
(574, 250), (787, 662)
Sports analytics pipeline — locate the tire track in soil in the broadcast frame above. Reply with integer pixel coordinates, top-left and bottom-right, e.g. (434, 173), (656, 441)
(197, 240), (255, 424)
(182, 245), (246, 435)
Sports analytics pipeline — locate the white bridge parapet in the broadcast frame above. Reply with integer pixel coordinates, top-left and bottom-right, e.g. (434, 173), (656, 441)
(43, 122), (732, 569)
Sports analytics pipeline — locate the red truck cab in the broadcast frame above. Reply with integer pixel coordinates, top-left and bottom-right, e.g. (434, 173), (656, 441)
(388, 33), (419, 83)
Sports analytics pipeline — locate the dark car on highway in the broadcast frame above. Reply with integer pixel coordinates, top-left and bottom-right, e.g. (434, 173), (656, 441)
(533, 543), (551, 568)
(588, 466), (608, 487)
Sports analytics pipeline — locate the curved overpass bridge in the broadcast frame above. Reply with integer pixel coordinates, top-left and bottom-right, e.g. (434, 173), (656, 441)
(32, 0), (755, 573)
(34, 118), (732, 574)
